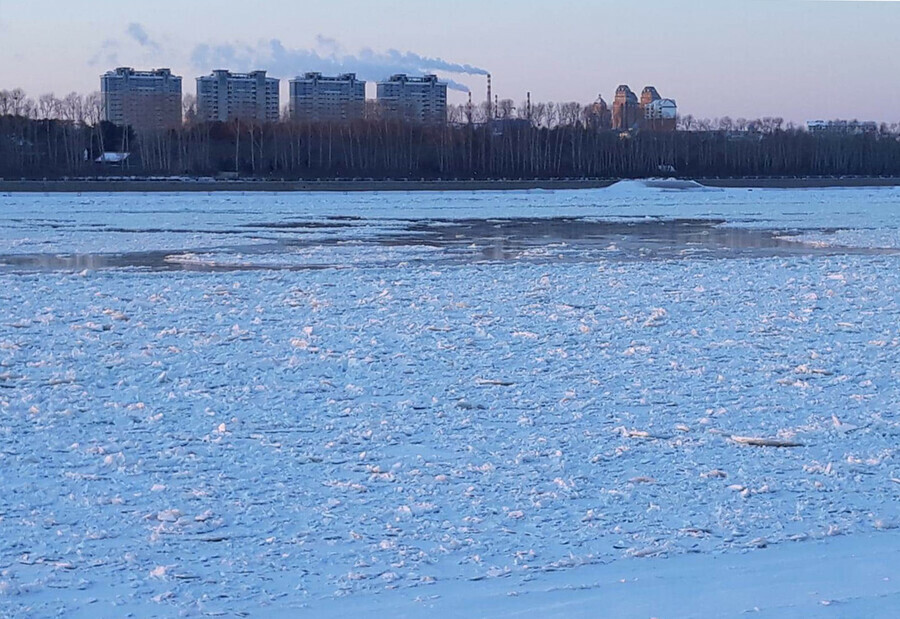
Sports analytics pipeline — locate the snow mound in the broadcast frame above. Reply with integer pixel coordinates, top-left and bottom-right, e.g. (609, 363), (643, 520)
(641, 178), (720, 191)
(604, 178), (721, 196)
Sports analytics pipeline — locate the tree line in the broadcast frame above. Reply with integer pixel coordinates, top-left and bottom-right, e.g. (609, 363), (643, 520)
(3, 88), (900, 179)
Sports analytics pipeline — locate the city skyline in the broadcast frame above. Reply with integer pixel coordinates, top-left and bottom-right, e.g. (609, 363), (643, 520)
(2, 0), (900, 122)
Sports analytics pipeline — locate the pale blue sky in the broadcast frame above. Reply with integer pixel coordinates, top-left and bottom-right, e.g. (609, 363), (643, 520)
(1, 0), (898, 122)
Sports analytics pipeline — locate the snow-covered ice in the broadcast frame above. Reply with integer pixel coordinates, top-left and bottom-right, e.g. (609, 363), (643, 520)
(1, 184), (900, 617)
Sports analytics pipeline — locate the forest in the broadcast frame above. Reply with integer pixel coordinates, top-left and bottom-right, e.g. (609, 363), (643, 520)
(3, 88), (900, 180)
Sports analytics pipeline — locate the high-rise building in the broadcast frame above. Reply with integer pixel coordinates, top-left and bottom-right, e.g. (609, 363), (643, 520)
(196, 70), (280, 123)
(612, 85), (640, 131)
(289, 73), (366, 122)
(101, 67), (182, 130)
(376, 74), (447, 123)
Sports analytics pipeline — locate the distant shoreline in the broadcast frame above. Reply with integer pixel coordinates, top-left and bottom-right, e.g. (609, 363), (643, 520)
(0, 179), (618, 193)
(699, 177), (900, 188)
(2, 177), (900, 193)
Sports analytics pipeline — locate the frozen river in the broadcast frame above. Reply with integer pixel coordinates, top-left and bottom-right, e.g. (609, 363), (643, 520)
(2, 182), (900, 616)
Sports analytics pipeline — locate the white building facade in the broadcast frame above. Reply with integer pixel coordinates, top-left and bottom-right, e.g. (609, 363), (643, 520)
(196, 70), (280, 123)
(641, 87), (677, 132)
(289, 73), (365, 122)
(644, 98), (677, 121)
(101, 68), (182, 130)
(807, 120), (878, 135)
(376, 74), (447, 123)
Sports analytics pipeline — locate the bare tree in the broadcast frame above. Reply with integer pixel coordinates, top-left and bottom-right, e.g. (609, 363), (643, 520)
(544, 103), (559, 128)
(37, 94), (59, 119)
(497, 99), (515, 120)
(559, 102), (583, 127)
(183, 94), (198, 125)
(60, 92), (84, 123)
(678, 114), (695, 131)
(9, 88), (28, 116)
(84, 92), (103, 126)
(447, 104), (465, 124)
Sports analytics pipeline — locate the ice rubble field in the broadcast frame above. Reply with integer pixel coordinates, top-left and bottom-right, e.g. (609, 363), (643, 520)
(2, 183), (900, 616)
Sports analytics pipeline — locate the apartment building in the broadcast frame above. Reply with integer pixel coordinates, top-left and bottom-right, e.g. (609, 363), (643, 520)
(289, 72), (366, 122)
(807, 120), (878, 135)
(643, 98), (678, 131)
(376, 74), (447, 123)
(196, 70), (280, 123)
(101, 67), (182, 130)
(640, 86), (677, 131)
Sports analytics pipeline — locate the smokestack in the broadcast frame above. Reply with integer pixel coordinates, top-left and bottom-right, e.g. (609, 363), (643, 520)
(487, 73), (492, 121)
(527, 91), (532, 120)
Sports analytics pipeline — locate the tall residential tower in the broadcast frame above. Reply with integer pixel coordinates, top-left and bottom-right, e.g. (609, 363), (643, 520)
(101, 67), (182, 130)
(196, 70), (280, 123)
(376, 74), (447, 123)
(289, 73), (366, 122)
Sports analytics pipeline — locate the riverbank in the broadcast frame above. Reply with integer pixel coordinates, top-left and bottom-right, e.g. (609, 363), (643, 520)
(2, 177), (900, 193)
(699, 177), (900, 188)
(0, 178), (618, 193)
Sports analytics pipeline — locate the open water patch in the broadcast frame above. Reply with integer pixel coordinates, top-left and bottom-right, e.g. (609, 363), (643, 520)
(0, 217), (896, 273)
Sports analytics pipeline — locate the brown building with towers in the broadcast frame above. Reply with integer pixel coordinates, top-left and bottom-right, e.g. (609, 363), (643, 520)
(612, 85), (677, 131)
(612, 85), (641, 130)
(587, 94), (612, 130)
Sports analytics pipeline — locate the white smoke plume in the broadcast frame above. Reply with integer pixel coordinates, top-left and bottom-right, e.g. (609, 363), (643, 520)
(190, 37), (487, 92)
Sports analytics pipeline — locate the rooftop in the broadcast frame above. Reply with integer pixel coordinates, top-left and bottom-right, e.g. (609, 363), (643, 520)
(292, 72), (362, 82)
(104, 68), (177, 78)
(381, 74), (444, 84)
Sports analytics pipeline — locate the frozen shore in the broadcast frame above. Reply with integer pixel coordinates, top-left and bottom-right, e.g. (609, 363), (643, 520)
(0, 178), (618, 193)
(312, 530), (900, 618)
(3, 176), (900, 193)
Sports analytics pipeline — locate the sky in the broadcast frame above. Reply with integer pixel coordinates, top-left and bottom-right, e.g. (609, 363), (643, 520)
(0, 0), (899, 123)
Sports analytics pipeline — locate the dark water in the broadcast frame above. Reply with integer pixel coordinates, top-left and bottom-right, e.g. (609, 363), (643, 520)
(0, 217), (892, 273)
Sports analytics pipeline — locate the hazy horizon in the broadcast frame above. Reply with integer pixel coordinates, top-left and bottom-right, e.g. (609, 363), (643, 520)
(1, 0), (899, 123)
